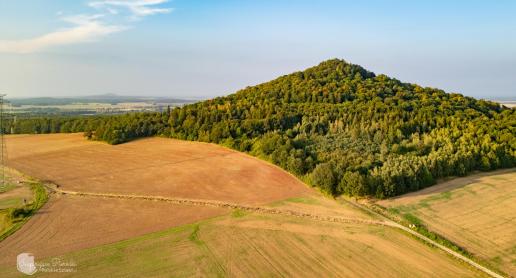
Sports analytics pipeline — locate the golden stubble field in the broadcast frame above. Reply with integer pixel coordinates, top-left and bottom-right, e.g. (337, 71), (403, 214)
(0, 210), (483, 277)
(0, 134), (486, 276)
(378, 169), (516, 276)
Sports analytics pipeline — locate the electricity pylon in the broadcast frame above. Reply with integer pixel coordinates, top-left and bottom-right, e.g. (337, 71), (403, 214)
(0, 94), (6, 189)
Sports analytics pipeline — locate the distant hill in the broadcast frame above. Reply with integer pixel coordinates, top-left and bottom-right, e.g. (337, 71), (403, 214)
(11, 59), (516, 198)
(8, 94), (192, 106)
(491, 99), (516, 109)
(490, 96), (516, 101)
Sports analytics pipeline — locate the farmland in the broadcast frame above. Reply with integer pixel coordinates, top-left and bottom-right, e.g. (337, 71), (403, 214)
(0, 195), (227, 267)
(7, 94), (194, 116)
(0, 133), (490, 276)
(6, 134), (310, 204)
(378, 169), (516, 276)
(0, 210), (483, 277)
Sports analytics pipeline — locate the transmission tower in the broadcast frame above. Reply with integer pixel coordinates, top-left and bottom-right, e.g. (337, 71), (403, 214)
(0, 94), (6, 189)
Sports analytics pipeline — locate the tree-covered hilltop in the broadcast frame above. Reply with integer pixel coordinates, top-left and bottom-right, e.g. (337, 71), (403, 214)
(9, 59), (516, 198)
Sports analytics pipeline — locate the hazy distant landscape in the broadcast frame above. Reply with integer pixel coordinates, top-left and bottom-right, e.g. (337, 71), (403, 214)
(6, 94), (195, 116)
(9, 94), (515, 115)
(1, 1), (515, 277)
(498, 101), (516, 108)
(2, 60), (514, 277)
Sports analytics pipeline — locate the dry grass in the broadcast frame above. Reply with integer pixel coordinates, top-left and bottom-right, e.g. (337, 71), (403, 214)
(378, 169), (516, 276)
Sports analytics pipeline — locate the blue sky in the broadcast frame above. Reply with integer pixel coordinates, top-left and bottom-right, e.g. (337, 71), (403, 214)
(1, 0), (515, 99)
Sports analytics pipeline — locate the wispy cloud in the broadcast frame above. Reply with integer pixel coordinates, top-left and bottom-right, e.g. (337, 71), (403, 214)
(0, 0), (171, 54)
(89, 0), (173, 20)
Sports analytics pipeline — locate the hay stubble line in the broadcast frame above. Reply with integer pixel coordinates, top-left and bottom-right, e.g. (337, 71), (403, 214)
(44, 183), (387, 227)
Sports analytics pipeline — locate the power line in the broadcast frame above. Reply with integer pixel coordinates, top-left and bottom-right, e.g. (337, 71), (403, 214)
(0, 94), (6, 189)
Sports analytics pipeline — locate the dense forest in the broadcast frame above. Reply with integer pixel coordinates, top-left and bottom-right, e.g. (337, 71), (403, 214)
(8, 59), (516, 198)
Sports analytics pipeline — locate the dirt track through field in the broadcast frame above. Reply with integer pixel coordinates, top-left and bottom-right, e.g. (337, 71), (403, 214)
(44, 184), (386, 227)
(45, 183), (505, 278)
(342, 199), (505, 278)
(378, 169), (516, 277)
(2, 135), (504, 277)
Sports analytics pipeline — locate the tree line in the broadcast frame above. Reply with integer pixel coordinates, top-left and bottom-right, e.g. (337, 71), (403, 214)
(8, 59), (516, 198)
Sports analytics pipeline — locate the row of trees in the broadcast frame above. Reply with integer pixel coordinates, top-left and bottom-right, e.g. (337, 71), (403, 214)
(8, 59), (516, 198)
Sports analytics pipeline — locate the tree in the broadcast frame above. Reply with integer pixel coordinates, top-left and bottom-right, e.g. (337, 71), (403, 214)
(311, 163), (337, 195)
(11, 59), (515, 198)
(339, 171), (367, 196)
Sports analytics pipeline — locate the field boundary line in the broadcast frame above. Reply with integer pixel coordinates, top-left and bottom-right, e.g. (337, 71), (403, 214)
(43, 184), (387, 227)
(340, 198), (505, 278)
(43, 184), (504, 277)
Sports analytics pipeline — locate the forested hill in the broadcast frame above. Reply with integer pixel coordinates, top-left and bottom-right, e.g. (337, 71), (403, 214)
(10, 59), (516, 198)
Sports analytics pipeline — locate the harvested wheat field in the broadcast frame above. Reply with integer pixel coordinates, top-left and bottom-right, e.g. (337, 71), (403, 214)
(0, 133), (492, 277)
(378, 169), (516, 276)
(0, 194), (228, 267)
(6, 134), (310, 205)
(0, 211), (484, 277)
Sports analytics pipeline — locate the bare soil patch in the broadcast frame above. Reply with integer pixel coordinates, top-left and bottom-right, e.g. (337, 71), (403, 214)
(7, 134), (310, 205)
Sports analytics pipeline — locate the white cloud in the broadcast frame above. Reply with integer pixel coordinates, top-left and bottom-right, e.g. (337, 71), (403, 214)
(0, 15), (125, 54)
(89, 0), (172, 20)
(0, 0), (170, 54)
